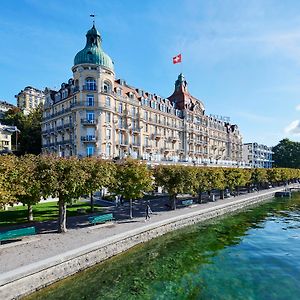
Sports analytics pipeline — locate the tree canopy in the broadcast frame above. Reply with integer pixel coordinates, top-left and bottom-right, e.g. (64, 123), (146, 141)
(2, 106), (42, 155)
(273, 139), (300, 168)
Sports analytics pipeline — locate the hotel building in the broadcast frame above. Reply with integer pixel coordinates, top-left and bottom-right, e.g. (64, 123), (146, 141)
(243, 143), (273, 168)
(42, 25), (243, 166)
(15, 86), (45, 115)
(0, 100), (16, 120)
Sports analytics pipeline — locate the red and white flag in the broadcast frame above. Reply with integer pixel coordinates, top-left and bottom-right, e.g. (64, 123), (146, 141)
(173, 54), (182, 64)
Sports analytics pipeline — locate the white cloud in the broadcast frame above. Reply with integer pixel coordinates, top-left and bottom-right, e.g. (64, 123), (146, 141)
(285, 120), (300, 135)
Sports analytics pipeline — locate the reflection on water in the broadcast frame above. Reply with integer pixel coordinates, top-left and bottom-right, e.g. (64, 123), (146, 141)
(26, 193), (300, 300)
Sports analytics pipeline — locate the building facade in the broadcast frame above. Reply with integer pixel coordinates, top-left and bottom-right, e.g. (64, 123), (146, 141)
(0, 100), (15, 120)
(42, 25), (243, 166)
(242, 143), (273, 168)
(15, 86), (45, 115)
(0, 124), (18, 153)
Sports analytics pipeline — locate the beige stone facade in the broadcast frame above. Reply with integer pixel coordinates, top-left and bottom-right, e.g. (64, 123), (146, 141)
(15, 86), (45, 115)
(42, 25), (243, 166)
(0, 124), (16, 152)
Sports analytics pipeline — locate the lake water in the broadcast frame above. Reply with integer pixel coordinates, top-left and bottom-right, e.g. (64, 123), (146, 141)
(26, 193), (300, 300)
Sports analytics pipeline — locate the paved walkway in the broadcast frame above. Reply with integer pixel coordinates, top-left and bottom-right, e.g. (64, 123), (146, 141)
(0, 186), (292, 275)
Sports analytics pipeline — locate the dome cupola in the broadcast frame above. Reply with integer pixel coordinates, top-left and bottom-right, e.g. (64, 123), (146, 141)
(74, 25), (114, 70)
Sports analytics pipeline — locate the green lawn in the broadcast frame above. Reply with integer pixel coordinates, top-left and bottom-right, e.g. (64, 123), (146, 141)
(0, 201), (103, 227)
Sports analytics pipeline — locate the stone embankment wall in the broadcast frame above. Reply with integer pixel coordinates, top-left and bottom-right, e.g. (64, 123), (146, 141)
(0, 189), (284, 299)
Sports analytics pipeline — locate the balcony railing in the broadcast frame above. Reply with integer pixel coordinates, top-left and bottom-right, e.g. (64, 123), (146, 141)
(82, 85), (97, 91)
(81, 119), (96, 125)
(81, 135), (96, 142)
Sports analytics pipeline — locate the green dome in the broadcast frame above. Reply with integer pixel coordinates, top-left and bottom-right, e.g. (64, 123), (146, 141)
(74, 25), (114, 70)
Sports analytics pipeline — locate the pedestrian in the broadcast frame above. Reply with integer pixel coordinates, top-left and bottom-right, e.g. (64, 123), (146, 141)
(145, 202), (152, 221)
(120, 195), (124, 206)
(115, 195), (119, 207)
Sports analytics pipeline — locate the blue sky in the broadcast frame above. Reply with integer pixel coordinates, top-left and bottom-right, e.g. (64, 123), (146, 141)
(1, 0), (300, 146)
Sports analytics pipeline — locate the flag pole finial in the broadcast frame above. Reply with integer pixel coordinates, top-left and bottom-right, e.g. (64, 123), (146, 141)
(90, 14), (96, 26)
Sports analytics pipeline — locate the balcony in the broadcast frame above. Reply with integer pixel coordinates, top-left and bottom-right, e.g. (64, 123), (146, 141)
(132, 143), (140, 148)
(81, 135), (96, 142)
(64, 123), (74, 130)
(131, 128), (141, 134)
(143, 144), (152, 151)
(71, 101), (98, 108)
(56, 125), (64, 132)
(81, 119), (96, 125)
(118, 141), (129, 148)
(153, 133), (163, 140)
(169, 136), (180, 143)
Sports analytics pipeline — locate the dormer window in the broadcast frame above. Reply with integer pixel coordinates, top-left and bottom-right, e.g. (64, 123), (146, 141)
(103, 81), (112, 93)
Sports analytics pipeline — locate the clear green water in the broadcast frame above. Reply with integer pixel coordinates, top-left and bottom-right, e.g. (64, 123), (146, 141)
(26, 193), (300, 300)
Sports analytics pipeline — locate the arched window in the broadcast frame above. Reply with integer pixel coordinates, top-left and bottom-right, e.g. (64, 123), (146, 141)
(103, 81), (112, 93)
(85, 78), (96, 91)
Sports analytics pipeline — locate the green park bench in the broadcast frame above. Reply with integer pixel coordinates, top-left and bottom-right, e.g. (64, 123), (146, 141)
(182, 199), (193, 206)
(0, 226), (36, 244)
(88, 213), (115, 225)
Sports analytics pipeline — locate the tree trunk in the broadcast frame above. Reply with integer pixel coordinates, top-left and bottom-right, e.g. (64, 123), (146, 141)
(198, 191), (203, 203)
(27, 204), (33, 222)
(236, 187), (240, 196)
(173, 195), (176, 210)
(58, 197), (67, 233)
(129, 198), (133, 219)
(90, 192), (94, 213)
(220, 190), (224, 200)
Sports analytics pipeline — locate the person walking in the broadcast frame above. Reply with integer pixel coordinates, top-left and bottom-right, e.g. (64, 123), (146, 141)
(145, 202), (152, 221)
(120, 195), (124, 206)
(115, 195), (119, 207)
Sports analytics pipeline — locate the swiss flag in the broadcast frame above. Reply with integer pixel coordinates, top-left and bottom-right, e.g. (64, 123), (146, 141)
(173, 54), (182, 64)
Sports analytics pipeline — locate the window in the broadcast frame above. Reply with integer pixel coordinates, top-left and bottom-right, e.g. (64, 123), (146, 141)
(132, 107), (136, 117)
(144, 136), (149, 146)
(144, 111), (148, 121)
(86, 145), (95, 157)
(106, 144), (111, 156)
(119, 132), (123, 144)
(118, 103), (123, 113)
(105, 96), (111, 107)
(86, 94), (94, 106)
(106, 128), (111, 140)
(86, 112), (94, 121)
(106, 112), (111, 123)
(85, 78), (96, 91)
(103, 81), (111, 93)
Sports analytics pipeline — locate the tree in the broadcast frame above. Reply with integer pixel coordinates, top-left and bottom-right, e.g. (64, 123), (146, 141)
(250, 168), (268, 190)
(81, 157), (116, 212)
(19, 106), (42, 155)
(14, 155), (42, 221)
(267, 168), (282, 186)
(273, 139), (300, 168)
(37, 156), (88, 233)
(193, 167), (209, 203)
(154, 165), (192, 210)
(0, 154), (20, 208)
(207, 168), (226, 199)
(2, 106), (42, 155)
(111, 159), (153, 218)
(223, 168), (250, 195)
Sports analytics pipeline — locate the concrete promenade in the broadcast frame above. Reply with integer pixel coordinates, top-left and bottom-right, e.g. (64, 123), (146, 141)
(0, 185), (295, 299)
